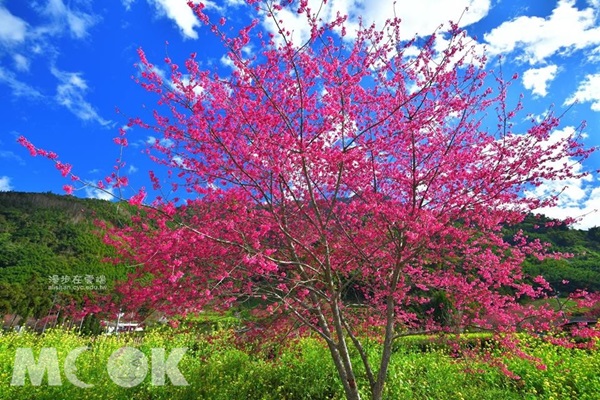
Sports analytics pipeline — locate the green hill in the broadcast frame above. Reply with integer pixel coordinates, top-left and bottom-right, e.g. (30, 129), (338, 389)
(0, 191), (130, 321)
(0, 192), (599, 324)
(505, 214), (600, 295)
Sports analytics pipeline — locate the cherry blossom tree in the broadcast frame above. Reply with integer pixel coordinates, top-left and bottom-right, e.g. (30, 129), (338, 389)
(20, 1), (598, 399)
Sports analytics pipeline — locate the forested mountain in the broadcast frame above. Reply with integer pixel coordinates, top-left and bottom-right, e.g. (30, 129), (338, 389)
(507, 215), (600, 295)
(0, 192), (599, 322)
(0, 192), (130, 320)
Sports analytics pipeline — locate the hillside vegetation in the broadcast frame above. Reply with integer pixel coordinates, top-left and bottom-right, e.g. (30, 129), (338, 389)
(0, 192), (130, 321)
(508, 215), (600, 294)
(0, 192), (599, 322)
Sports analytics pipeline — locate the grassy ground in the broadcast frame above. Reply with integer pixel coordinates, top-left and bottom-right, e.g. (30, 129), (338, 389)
(0, 327), (598, 399)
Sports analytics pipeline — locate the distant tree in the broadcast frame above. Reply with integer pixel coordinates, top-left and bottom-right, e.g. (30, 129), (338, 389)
(0, 282), (18, 317)
(588, 226), (600, 242)
(79, 313), (102, 335)
(20, 2), (598, 399)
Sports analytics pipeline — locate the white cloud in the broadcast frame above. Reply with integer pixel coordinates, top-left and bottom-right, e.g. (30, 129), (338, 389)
(172, 155), (184, 167)
(0, 6), (27, 43)
(85, 186), (115, 201)
(51, 67), (111, 126)
(220, 55), (235, 69)
(261, 0), (491, 47)
(182, 74), (205, 95)
(522, 65), (558, 97)
(524, 127), (598, 229)
(12, 53), (30, 71)
(146, 136), (174, 147)
(129, 0), (228, 32)
(432, 31), (487, 68)
(484, 0), (600, 64)
(587, 0), (600, 8)
(374, 0), (490, 38)
(0, 176), (13, 191)
(148, 0), (200, 39)
(43, 0), (97, 39)
(0, 150), (24, 165)
(122, 0), (137, 10)
(30, 43), (43, 54)
(535, 185), (600, 230)
(137, 60), (196, 98)
(139, 61), (167, 81)
(0, 0), (95, 63)
(0, 66), (43, 98)
(565, 73), (600, 111)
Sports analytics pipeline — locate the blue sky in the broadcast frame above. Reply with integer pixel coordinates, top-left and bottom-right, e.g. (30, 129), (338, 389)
(0, 0), (600, 228)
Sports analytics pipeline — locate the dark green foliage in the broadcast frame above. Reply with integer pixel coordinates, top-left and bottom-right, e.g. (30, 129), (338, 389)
(79, 313), (103, 335)
(0, 192), (130, 320)
(506, 214), (600, 294)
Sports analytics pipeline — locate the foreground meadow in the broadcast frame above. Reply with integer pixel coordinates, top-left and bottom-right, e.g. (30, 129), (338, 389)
(0, 327), (598, 399)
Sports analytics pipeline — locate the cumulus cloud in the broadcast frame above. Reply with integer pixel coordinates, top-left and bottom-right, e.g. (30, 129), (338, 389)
(373, 0), (490, 38)
(0, 5), (27, 44)
(125, 0), (241, 37)
(534, 184), (600, 229)
(524, 127), (598, 229)
(484, 0), (600, 64)
(51, 67), (111, 126)
(0, 176), (13, 191)
(148, 0), (200, 39)
(85, 185), (115, 201)
(565, 73), (600, 111)
(261, 0), (491, 46)
(522, 65), (559, 97)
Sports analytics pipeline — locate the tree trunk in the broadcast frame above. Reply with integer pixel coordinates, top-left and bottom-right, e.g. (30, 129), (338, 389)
(325, 339), (362, 400)
(322, 296), (363, 400)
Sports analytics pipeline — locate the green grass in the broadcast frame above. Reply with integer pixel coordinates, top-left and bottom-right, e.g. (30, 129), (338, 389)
(0, 328), (598, 399)
(527, 297), (579, 312)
